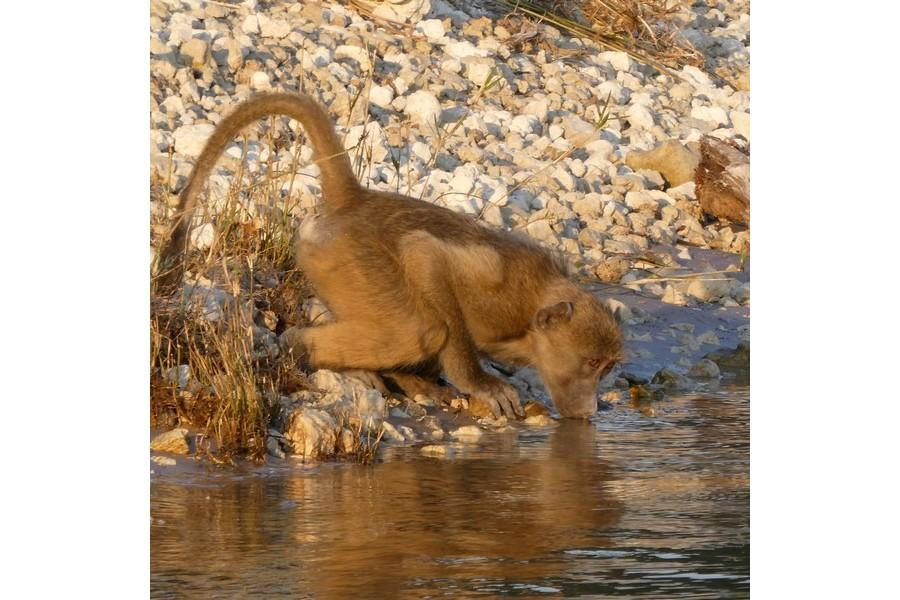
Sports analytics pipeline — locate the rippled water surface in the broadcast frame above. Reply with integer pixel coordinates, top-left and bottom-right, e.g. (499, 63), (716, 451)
(151, 386), (749, 598)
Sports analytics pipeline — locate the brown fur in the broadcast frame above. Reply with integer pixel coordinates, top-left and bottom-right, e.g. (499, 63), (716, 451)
(156, 93), (623, 418)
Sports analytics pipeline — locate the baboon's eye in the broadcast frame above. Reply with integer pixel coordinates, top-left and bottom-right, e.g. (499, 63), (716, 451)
(588, 358), (605, 370)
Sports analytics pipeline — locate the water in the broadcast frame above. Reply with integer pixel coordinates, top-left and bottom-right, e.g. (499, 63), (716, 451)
(151, 386), (749, 598)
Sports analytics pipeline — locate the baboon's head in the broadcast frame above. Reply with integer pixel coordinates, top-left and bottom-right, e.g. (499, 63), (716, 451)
(530, 293), (622, 418)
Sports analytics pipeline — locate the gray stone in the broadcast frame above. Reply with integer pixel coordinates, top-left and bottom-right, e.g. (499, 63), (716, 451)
(652, 368), (691, 390)
(688, 359), (721, 379)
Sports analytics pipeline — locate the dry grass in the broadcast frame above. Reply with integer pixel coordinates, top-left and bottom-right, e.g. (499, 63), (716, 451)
(498, 0), (702, 75)
(150, 117), (328, 463)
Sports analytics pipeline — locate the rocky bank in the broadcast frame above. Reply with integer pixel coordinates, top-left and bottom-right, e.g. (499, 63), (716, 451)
(149, 0), (750, 464)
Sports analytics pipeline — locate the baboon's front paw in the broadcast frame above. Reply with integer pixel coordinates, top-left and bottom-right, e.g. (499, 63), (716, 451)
(279, 327), (309, 369)
(471, 379), (524, 420)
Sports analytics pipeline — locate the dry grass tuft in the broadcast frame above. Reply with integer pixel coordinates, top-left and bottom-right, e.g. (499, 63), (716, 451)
(498, 0), (702, 74)
(150, 118), (331, 463)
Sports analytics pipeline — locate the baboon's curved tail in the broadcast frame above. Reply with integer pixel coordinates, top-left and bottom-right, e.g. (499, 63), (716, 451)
(156, 93), (357, 289)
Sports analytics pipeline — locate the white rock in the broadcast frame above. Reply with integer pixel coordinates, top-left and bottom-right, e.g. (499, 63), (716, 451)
(284, 407), (340, 459)
(691, 105), (730, 128)
(569, 159), (587, 178)
(180, 38), (208, 68)
(381, 421), (406, 443)
(600, 51), (633, 72)
(551, 166), (575, 190)
(160, 94), (184, 117)
(667, 182), (696, 202)
(168, 24), (193, 46)
(410, 140), (432, 163)
(524, 414), (556, 427)
(250, 70), (271, 91)
(420, 444), (452, 457)
(173, 123), (215, 158)
(451, 425), (483, 442)
(626, 104), (655, 130)
(368, 84), (394, 109)
(372, 0), (432, 23)
(444, 40), (487, 59)
(681, 65), (713, 89)
(526, 219), (558, 244)
(415, 18), (446, 40)
(404, 90), (442, 131)
(596, 80), (626, 104)
(335, 45), (371, 71)
(241, 15), (259, 35)
(561, 114), (598, 145)
(190, 222), (215, 250)
(571, 194), (603, 218)
(522, 98), (549, 122)
(344, 121), (390, 163)
(687, 278), (736, 303)
(150, 456), (177, 467)
(548, 124), (564, 141)
(309, 370), (386, 430)
(441, 57), (462, 73)
(464, 58), (495, 85)
(662, 283), (689, 306)
(586, 139), (615, 162)
(624, 190), (660, 212)
(731, 110), (750, 140)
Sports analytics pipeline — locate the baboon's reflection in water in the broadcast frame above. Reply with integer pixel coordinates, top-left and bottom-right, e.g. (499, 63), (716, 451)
(152, 421), (623, 598)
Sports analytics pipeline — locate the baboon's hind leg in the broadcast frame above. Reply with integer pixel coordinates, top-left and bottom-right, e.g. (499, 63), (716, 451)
(281, 320), (446, 372)
(382, 371), (463, 405)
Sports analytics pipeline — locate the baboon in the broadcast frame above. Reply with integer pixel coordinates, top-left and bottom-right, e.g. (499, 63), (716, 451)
(157, 93), (622, 418)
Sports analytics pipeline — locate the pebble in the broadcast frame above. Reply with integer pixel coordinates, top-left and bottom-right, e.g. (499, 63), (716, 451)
(420, 444), (452, 458)
(173, 123), (215, 158)
(524, 401), (550, 418)
(691, 105), (730, 128)
(624, 190), (660, 212)
(241, 15), (259, 35)
(689, 359), (721, 379)
(404, 90), (442, 130)
(509, 114), (541, 136)
(250, 70), (271, 91)
(687, 278), (736, 303)
(451, 425), (484, 443)
(415, 19), (446, 40)
(626, 104), (655, 130)
(150, 428), (190, 455)
(524, 414), (556, 427)
(652, 368), (691, 390)
(368, 84), (394, 109)
(180, 38), (208, 69)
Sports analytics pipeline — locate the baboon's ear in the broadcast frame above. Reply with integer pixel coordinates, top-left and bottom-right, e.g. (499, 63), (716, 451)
(534, 301), (574, 330)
